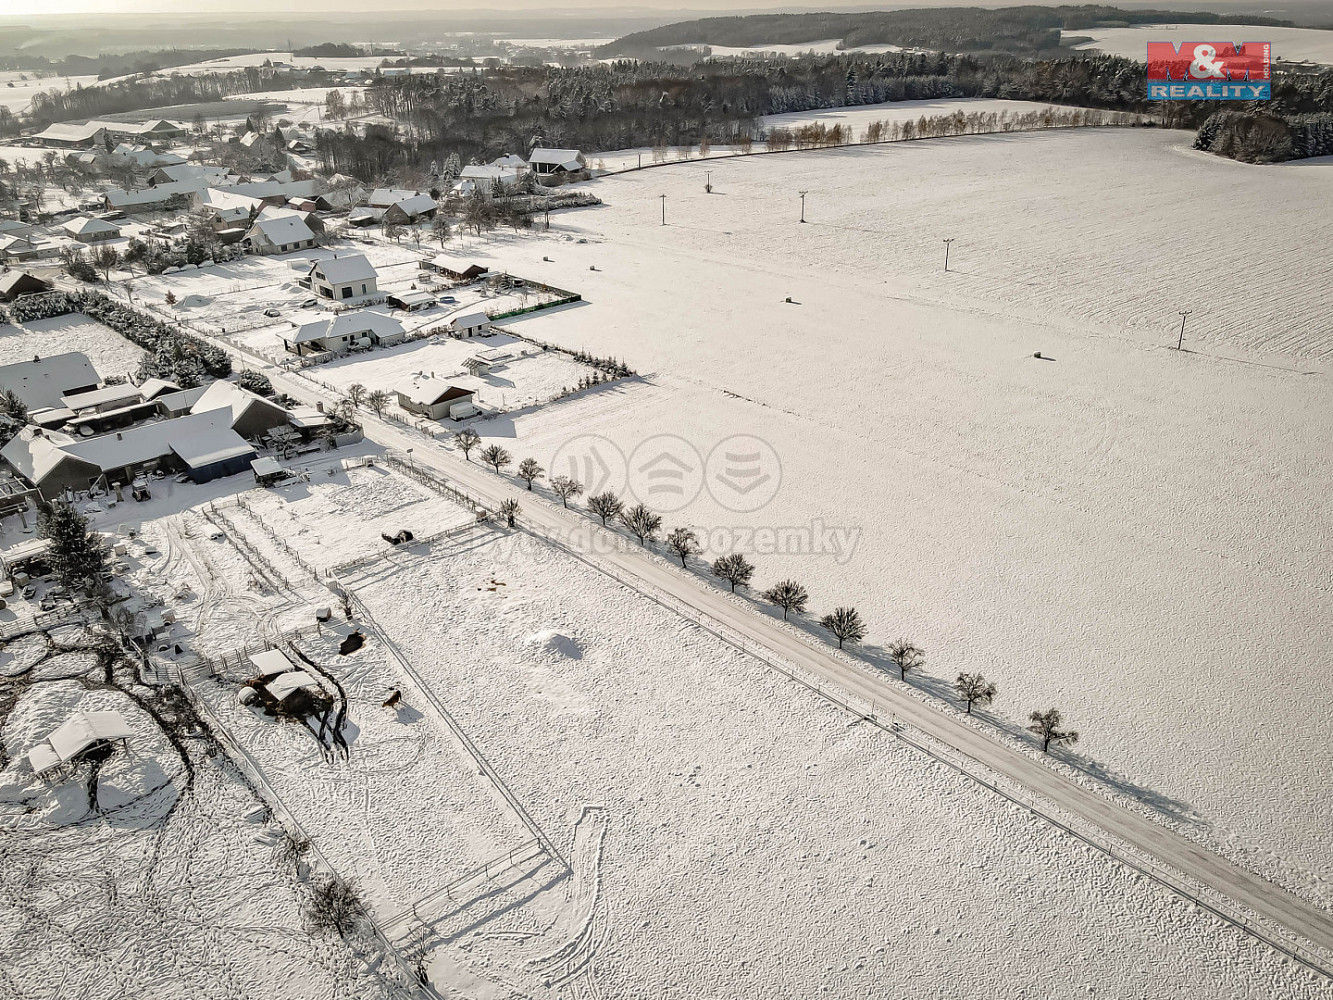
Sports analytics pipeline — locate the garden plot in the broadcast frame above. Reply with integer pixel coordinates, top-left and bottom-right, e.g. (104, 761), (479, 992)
(235, 461), (476, 571)
(185, 620), (525, 919)
(310, 331), (598, 417)
(353, 527), (1328, 999)
(467, 125), (1333, 909)
(0, 313), (145, 376)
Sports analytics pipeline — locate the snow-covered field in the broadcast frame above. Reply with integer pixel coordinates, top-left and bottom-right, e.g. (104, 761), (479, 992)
(431, 125), (1333, 913)
(351, 526), (1332, 997)
(1064, 24), (1333, 65)
(0, 313), (146, 376)
(0, 70), (100, 115)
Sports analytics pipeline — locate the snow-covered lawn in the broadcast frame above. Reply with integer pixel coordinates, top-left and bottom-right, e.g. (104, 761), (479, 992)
(0, 313), (146, 377)
(351, 526), (1327, 998)
(436, 125), (1333, 911)
(1064, 24), (1333, 65)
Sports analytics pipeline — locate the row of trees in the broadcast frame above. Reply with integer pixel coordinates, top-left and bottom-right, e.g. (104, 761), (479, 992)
(450, 430), (1078, 749)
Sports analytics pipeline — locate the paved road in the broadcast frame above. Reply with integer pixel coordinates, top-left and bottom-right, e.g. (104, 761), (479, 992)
(237, 347), (1333, 965)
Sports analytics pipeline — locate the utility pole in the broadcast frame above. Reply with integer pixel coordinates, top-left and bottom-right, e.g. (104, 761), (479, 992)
(406, 447), (414, 473)
(1176, 310), (1192, 350)
(637, 153), (641, 169)
(659, 193), (666, 226)
(942, 237), (955, 272)
(799, 190), (808, 223)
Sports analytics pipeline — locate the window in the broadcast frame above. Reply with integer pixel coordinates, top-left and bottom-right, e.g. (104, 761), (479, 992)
(360, 283), (367, 294)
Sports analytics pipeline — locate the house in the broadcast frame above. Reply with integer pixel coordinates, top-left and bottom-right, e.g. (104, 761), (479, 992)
(348, 207), (385, 227)
(491, 153), (528, 170)
(191, 380), (292, 438)
(1, 409), (257, 494)
(305, 254), (378, 301)
(26, 710), (133, 776)
(0, 352), (100, 410)
(451, 165), (521, 199)
(0, 271), (52, 302)
(283, 311), (405, 356)
(367, 187), (419, 209)
(422, 254), (488, 281)
(257, 203), (323, 234)
(149, 163), (232, 187)
(445, 309), (491, 338)
(103, 180), (205, 213)
(0, 235), (53, 263)
(383, 194), (437, 225)
(61, 216), (122, 244)
(396, 380), (476, 420)
(32, 122), (108, 149)
(244, 213), (317, 255)
(528, 147), (586, 175)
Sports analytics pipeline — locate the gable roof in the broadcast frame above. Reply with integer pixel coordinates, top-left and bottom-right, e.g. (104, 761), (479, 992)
(310, 253), (376, 285)
(190, 379), (289, 428)
(368, 187), (419, 208)
(447, 309), (490, 329)
(398, 380), (474, 407)
(61, 216), (121, 238)
(0, 352), (99, 410)
(33, 122), (106, 144)
(248, 213), (315, 246)
(28, 710), (133, 774)
(529, 147), (584, 169)
(105, 179), (207, 209)
(387, 193), (436, 217)
(291, 310), (404, 344)
(0, 271), (51, 299)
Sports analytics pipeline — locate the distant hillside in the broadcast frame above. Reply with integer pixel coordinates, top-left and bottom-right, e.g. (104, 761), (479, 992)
(600, 6), (1297, 58)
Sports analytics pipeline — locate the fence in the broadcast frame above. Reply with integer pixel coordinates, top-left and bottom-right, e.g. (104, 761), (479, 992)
(0, 604), (91, 640)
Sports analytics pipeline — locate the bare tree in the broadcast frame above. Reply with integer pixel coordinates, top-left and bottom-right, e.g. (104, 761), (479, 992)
(431, 213), (452, 246)
(666, 526), (700, 567)
(93, 244), (120, 283)
(365, 389), (390, 416)
(346, 383), (367, 409)
(480, 444), (511, 474)
(955, 673), (997, 714)
(550, 474), (583, 508)
(711, 552), (754, 593)
(820, 607), (866, 650)
(1028, 708), (1079, 752)
(499, 498), (519, 527)
(587, 491), (623, 526)
(619, 503), (661, 545)
(517, 458), (544, 490)
(454, 428), (480, 460)
(762, 579), (808, 620)
(886, 639), (924, 681)
(303, 873), (369, 939)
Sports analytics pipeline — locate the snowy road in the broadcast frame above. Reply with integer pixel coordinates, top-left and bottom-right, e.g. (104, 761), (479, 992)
(236, 358), (1333, 967)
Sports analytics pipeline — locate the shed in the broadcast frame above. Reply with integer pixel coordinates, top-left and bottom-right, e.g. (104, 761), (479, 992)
(446, 309), (491, 338)
(27, 710), (133, 776)
(387, 290), (436, 311)
(0, 271), (52, 302)
(251, 456), (289, 486)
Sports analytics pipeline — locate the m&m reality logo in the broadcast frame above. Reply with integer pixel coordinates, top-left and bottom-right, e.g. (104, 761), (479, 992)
(1146, 42), (1271, 100)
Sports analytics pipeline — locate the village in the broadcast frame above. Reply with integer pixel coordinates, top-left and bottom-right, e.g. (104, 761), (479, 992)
(1, 38), (1332, 1000)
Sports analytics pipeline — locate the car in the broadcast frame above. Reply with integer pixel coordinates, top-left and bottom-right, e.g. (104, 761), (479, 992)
(264, 308), (282, 318)
(301, 298), (317, 308)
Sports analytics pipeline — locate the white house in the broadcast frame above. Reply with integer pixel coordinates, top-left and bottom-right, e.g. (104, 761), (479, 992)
(528, 147), (586, 175)
(245, 213), (317, 255)
(445, 309), (491, 338)
(452, 165), (522, 199)
(283, 311), (405, 356)
(305, 254), (378, 301)
(61, 217), (122, 244)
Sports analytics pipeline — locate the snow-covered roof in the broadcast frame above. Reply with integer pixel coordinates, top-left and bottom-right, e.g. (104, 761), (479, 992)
(310, 253), (377, 285)
(291, 310), (404, 345)
(249, 649), (295, 676)
(0, 352), (98, 410)
(460, 164), (518, 181)
(398, 380), (474, 407)
(105, 180), (207, 209)
(0, 271), (50, 297)
(28, 710), (133, 774)
(491, 153), (528, 168)
(191, 379), (288, 429)
(447, 309), (490, 329)
(251, 456), (284, 477)
(138, 377), (181, 399)
(154, 163), (230, 184)
(267, 669), (323, 702)
(368, 187), (419, 208)
(248, 213), (315, 246)
(33, 122), (106, 143)
(528, 147), (584, 169)
(61, 216), (121, 238)
(62, 383), (142, 411)
(389, 290), (436, 309)
(387, 193), (436, 217)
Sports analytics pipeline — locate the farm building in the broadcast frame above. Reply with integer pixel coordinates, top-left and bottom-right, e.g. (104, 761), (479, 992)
(282, 311), (405, 357)
(0, 352), (100, 410)
(61, 217), (122, 244)
(26, 711), (133, 777)
(32, 122), (108, 149)
(0, 271), (52, 302)
(384, 194), (437, 225)
(396, 380), (477, 420)
(367, 187), (420, 209)
(245, 213), (317, 255)
(445, 309), (491, 338)
(423, 254), (488, 281)
(528, 147), (586, 175)
(386, 290), (436, 311)
(305, 254), (378, 301)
